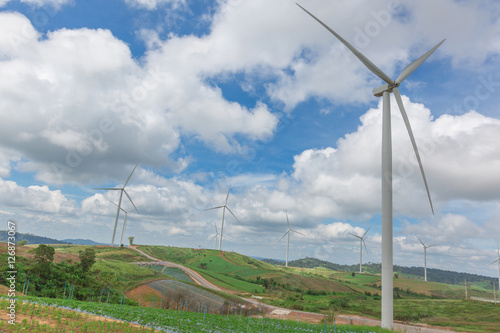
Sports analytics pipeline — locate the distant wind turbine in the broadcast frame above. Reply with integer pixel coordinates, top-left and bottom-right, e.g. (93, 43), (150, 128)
(490, 242), (500, 294)
(416, 236), (437, 282)
(206, 186), (240, 251)
(94, 164), (139, 246)
(297, 4), (443, 329)
(349, 226), (371, 274)
(110, 201), (142, 247)
(279, 213), (305, 267)
(210, 223), (220, 250)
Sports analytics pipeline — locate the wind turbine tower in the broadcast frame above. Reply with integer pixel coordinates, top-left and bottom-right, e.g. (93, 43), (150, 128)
(94, 164), (139, 246)
(206, 186), (240, 251)
(210, 223), (220, 250)
(490, 243), (500, 297)
(297, 4), (442, 329)
(349, 226), (371, 274)
(279, 213), (305, 267)
(416, 236), (436, 282)
(110, 201), (142, 247)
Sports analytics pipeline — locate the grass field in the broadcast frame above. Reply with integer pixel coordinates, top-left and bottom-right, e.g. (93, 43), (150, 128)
(0, 297), (394, 333)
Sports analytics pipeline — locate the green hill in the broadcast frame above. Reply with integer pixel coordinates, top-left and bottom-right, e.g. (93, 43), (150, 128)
(272, 257), (497, 289)
(137, 246), (353, 296)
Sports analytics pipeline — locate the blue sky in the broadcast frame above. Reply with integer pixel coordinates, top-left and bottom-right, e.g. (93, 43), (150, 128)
(0, 0), (500, 278)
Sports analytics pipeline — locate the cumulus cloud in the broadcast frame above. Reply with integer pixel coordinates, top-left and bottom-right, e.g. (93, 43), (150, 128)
(281, 96), (500, 219)
(403, 213), (486, 244)
(0, 178), (77, 214)
(0, 0), (73, 10)
(0, 11), (279, 184)
(124, 0), (184, 10)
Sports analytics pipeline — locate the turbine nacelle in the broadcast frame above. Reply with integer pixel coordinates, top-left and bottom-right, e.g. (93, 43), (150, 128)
(373, 83), (398, 97)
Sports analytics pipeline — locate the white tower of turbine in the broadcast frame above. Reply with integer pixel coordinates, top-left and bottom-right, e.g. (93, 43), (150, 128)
(279, 213), (305, 267)
(416, 236), (436, 282)
(490, 243), (500, 297)
(94, 164), (139, 246)
(210, 223), (220, 250)
(206, 186), (240, 251)
(349, 226), (371, 274)
(297, 4), (442, 329)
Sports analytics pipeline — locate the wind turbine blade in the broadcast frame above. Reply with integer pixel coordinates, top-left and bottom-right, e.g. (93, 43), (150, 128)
(286, 212), (290, 229)
(362, 239), (369, 257)
(349, 232), (362, 239)
(109, 200), (127, 213)
(206, 206), (224, 211)
(123, 163), (138, 187)
(93, 187), (121, 190)
(395, 39), (445, 84)
(362, 225), (371, 238)
(225, 206), (241, 224)
(123, 190), (139, 214)
(225, 185), (231, 205)
(291, 229), (306, 237)
(278, 231), (289, 242)
(490, 258), (500, 265)
(296, 3), (393, 85)
(127, 204), (143, 213)
(394, 87), (434, 214)
(427, 244), (437, 248)
(416, 235), (425, 247)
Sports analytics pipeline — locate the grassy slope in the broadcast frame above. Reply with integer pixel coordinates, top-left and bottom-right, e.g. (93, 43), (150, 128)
(52, 244), (149, 262)
(138, 246), (352, 295)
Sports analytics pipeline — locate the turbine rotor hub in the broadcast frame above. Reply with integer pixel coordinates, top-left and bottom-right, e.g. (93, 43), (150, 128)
(373, 82), (398, 97)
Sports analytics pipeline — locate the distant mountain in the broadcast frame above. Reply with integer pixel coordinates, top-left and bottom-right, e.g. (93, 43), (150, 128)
(0, 231), (69, 245)
(252, 257), (285, 263)
(265, 257), (497, 288)
(61, 239), (107, 246)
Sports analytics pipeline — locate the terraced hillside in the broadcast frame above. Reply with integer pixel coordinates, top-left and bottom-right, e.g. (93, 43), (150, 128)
(138, 246), (354, 295)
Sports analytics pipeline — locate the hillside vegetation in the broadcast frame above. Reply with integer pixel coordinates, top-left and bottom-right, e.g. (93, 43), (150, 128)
(279, 257), (497, 288)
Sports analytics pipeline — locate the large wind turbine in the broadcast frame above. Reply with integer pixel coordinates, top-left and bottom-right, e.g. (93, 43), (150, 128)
(416, 236), (436, 282)
(490, 243), (500, 295)
(279, 213), (305, 267)
(206, 186), (240, 251)
(297, 4), (442, 329)
(110, 201), (142, 247)
(210, 223), (220, 250)
(94, 164), (139, 246)
(349, 226), (371, 274)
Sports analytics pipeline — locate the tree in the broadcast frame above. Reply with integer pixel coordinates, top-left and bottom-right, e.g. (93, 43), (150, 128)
(17, 240), (27, 245)
(79, 248), (96, 276)
(30, 245), (55, 277)
(128, 236), (134, 246)
(352, 272), (356, 278)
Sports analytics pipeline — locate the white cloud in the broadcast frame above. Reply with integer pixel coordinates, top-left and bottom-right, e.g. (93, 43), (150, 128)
(0, 178), (77, 214)
(403, 214), (486, 244)
(283, 96), (500, 219)
(0, 0), (73, 9)
(123, 0), (184, 10)
(0, 12), (279, 184)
